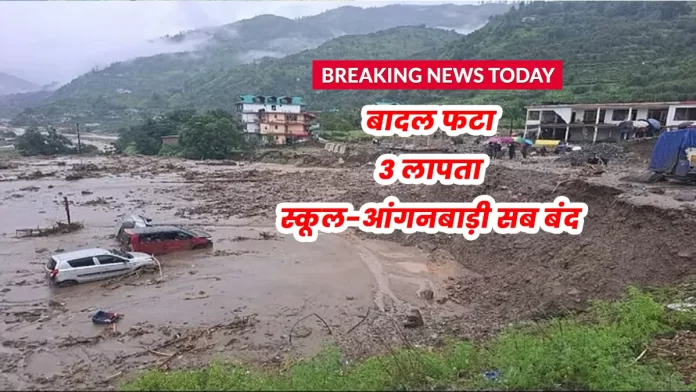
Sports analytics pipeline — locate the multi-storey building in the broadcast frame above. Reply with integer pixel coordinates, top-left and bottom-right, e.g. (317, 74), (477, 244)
(523, 101), (696, 144)
(234, 95), (317, 145)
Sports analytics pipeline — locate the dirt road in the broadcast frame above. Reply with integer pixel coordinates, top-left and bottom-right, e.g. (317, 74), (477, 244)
(2, 142), (696, 390)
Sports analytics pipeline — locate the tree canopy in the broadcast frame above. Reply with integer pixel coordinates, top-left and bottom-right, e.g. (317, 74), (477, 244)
(116, 109), (248, 159)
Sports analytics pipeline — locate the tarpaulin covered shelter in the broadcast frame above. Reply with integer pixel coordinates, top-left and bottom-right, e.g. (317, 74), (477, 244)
(649, 129), (696, 174)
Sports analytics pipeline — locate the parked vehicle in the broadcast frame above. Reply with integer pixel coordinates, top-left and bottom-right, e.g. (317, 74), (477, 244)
(45, 248), (155, 287)
(115, 214), (152, 239)
(118, 225), (212, 255)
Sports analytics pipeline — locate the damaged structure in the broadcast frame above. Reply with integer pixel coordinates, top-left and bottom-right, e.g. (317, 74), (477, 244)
(235, 95), (318, 145)
(523, 101), (696, 143)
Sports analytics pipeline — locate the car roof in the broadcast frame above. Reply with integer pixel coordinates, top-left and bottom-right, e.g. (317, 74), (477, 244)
(53, 248), (111, 262)
(124, 225), (184, 234)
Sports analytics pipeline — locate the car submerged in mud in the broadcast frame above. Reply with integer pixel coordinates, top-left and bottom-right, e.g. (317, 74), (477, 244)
(118, 225), (213, 255)
(46, 248), (156, 287)
(116, 214), (213, 255)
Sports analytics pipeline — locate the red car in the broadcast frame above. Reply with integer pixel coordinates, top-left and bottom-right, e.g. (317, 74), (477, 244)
(118, 226), (212, 255)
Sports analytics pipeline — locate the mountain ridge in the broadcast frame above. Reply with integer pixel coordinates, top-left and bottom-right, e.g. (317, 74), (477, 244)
(0, 72), (42, 96)
(10, 2), (510, 128)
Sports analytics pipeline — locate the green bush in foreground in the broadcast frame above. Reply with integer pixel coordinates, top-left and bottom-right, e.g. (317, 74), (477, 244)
(122, 288), (695, 391)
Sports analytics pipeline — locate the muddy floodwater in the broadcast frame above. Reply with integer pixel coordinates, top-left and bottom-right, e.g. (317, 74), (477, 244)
(3, 142), (694, 390)
(0, 156), (466, 390)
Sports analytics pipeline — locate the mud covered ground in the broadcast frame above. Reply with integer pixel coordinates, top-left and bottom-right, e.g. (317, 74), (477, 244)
(1, 140), (696, 390)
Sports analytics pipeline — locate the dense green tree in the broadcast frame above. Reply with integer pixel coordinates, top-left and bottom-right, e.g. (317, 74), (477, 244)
(178, 111), (247, 160)
(117, 109), (249, 159)
(115, 109), (195, 155)
(319, 110), (361, 132)
(14, 127), (47, 156)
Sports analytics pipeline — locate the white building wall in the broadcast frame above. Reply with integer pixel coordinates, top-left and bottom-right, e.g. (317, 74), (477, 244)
(241, 103), (302, 114)
(525, 107), (669, 127)
(666, 104), (696, 127)
(241, 113), (259, 123)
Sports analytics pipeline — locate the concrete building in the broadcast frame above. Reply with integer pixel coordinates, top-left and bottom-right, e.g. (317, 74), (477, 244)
(234, 95), (316, 145)
(161, 135), (179, 146)
(523, 101), (696, 143)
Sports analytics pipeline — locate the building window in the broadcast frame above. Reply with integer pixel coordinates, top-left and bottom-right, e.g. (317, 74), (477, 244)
(674, 108), (696, 121)
(583, 110), (597, 123)
(611, 109), (629, 121)
(527, 111), (540, 121)
(275, 125), (278, 130)
(271, 105), (277, 111)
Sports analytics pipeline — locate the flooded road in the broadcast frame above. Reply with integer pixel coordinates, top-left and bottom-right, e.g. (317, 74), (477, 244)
(0, 155), (465, 390)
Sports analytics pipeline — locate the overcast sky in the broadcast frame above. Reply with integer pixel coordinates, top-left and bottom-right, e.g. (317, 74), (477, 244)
(0, 1), (459, 85)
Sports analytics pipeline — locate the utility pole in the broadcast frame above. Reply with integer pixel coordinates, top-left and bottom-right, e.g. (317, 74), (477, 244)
(63, 197), (71, 225)
(75, 122), (82, 154)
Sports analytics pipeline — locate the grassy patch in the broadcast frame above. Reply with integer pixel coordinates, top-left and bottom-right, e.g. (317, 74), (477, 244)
(122, 288), (696, 391)
(320, 130), (372, 142)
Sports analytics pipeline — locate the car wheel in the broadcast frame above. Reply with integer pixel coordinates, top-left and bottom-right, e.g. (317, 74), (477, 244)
(57, 280), (78, 288)
(192, 244), (208, 250)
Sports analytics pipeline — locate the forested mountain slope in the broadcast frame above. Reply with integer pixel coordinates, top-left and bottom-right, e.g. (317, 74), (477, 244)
(302, 1), (696, 116)
(0, 91), (52, 119)
(430, 1), (696, 106)
(11, 3), (508, 127)
(172, 26), (462, 110)
(15, 1), (695, 129)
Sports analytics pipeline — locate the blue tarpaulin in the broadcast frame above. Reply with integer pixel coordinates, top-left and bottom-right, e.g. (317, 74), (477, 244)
(649, 129), (696, 173)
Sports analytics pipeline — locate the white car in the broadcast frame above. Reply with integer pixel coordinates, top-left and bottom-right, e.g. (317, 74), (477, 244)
(45, 248), (155, 287)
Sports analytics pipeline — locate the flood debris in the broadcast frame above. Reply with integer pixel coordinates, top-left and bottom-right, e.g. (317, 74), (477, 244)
(92, 310), (123, 325)
(289, 313), (332, 346)
(17, 197), (83, 237)
(19, 170), (55, 180)
(184, 291), (209, 300)
(15, 221), (83, 238)
(102, 263), (162, 287)
(0, 161), (17, 170)
(403, 308), (424, 328)
(83, 197), (108, 206)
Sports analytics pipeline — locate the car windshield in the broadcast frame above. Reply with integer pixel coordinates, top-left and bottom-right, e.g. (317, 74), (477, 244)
(110, 248), (133, 259)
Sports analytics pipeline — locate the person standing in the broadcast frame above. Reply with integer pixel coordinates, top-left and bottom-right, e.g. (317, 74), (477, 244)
(508, 142), (516, 160)
(521, 142), (529, 159)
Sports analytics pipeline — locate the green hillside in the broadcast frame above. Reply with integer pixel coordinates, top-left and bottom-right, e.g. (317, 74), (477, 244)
(183, 1), (696, 115)
(11, 3), (508, 128)
(15, 1), (696, 130)
(429, 1), (696, 106)
(301, 1), (696, 114)
(0, 91), (51, 119)
(172, 26), (463, 110)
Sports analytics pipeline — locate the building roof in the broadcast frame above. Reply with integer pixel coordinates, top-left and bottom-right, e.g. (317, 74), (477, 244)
(375, 100), (399, 105)
(526, 101), (696, 110)
(53, 248), (110, 262)
(238, 95), (304, 105)
(161, 135), (179, 139)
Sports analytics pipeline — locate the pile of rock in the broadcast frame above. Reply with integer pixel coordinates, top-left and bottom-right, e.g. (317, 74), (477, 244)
(555, 144), (625, 166)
